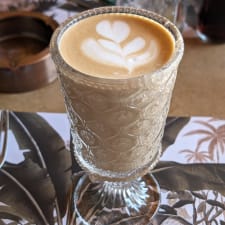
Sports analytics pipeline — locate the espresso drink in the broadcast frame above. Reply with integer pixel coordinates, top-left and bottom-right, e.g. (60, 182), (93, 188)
(60, 14), (174, 78)
(56, 11), (177, 181)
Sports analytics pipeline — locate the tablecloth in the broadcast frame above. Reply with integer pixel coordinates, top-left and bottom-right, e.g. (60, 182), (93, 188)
(1, 112), (224, 224)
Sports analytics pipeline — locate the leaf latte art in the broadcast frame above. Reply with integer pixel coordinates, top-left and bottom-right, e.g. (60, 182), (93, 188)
(81, 20), (158, 73)
(59, 13), (175, 78)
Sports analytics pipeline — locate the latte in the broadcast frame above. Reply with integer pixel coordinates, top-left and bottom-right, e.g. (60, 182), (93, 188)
(59, 13), (175, 78)
(51, 8), (183, 181)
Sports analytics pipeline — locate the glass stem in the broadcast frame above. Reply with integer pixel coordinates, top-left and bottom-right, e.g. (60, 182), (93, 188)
(101, 179), (150, 213)
(73, 173), (160, 225)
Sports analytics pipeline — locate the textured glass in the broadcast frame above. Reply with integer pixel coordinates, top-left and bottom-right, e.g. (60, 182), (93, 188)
(50, 6), (183, 224)
(116, 0), (181, 23)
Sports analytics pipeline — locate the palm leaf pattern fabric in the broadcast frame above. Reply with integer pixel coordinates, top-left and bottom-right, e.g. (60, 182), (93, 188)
(0, 113), (225, 224)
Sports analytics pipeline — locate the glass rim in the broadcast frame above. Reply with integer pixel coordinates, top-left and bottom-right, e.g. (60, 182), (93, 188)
(50, 6), (184, 84)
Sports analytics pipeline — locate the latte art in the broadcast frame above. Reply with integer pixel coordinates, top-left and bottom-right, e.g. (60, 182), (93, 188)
(59, 13), (175, 78)
(96, 20), (130, 44)
(81, 20), (158, 73)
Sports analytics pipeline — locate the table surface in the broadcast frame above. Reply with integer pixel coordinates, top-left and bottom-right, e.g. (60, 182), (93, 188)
(1, 37), (225, 118)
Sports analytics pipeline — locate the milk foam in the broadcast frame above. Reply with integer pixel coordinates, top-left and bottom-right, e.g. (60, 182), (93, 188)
(81, 20), (159, 73)
(59, 13), (175, 78)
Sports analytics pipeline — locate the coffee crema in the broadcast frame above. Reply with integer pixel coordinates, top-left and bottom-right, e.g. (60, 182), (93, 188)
(59, 13), (175, 78)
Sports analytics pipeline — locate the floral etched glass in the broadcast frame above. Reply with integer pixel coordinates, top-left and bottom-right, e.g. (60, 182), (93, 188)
(50, 6), (183, 225)
(116, 0), (182, 25)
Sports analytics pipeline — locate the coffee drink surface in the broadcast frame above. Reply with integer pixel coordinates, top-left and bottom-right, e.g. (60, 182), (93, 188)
(59, 13), (175, 78)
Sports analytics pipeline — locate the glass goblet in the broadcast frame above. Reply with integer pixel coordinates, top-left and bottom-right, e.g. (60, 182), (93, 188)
(50, 6), (184, 225)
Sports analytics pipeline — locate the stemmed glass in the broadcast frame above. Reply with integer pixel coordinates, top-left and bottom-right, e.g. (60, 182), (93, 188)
(50, 6), (183, 225)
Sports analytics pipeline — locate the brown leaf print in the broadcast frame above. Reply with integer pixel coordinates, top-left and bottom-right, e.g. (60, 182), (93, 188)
(181, 120), (225, 162)
(179, 149), (211, 163)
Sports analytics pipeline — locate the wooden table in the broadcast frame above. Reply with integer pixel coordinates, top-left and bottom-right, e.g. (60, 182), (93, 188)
(170, 38), (225, 118)
(1, 37), (225, 118)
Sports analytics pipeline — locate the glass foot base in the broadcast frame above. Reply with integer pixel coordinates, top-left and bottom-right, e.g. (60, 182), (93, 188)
(73, 173), (160, 225)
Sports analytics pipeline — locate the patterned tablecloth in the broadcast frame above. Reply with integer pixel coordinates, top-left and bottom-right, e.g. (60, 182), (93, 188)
(0, 112), (225, 224)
